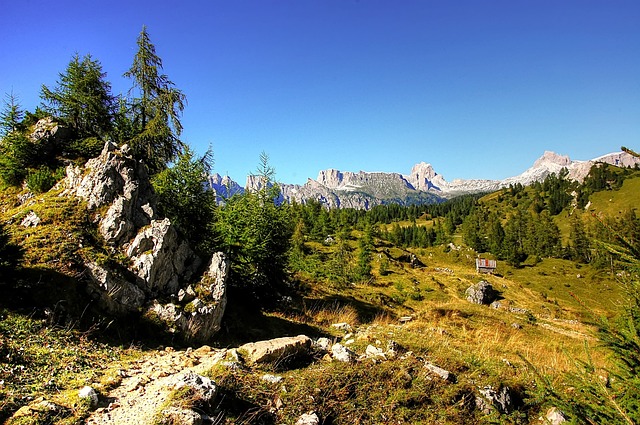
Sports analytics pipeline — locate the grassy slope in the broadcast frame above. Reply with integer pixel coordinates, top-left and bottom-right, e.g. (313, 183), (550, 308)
(0, 177), (631, 424)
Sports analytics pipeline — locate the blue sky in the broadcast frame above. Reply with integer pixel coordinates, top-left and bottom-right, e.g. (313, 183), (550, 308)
(1, 1), (639, 185)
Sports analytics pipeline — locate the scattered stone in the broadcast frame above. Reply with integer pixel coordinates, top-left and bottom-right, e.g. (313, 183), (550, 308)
(331, 322), (353, 333)
(466, 281), (499, 305)
(170, 371), (217, 402)
(296, 411), (320, 425)
(78, 386), (99, 408)
(424, 362), (456, 383)
(544, 407), (567, 424)
(399, 316), (413, 323)
(17, 191), (34, 205)
(239, 335), (312, 365)
(476, 385), (514, 414)
(262, 374), (284, 384)
(194, 345), (213, 355)
(161, 407), (203, 425)
(314, 337), (332, 352)
(490, 301), (502, 309)
(509, 307), (530, 315)
(21, 211), (41, 227)
(331, 343), (356, 363)
(365, 344), (386, 360)
(511, 323), (522, 330)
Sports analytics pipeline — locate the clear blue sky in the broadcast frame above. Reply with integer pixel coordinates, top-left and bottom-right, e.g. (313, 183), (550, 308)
(1, 1), (639, 185)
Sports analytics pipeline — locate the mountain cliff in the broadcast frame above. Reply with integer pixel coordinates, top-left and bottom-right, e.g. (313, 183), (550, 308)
(208, 150), (640, 209)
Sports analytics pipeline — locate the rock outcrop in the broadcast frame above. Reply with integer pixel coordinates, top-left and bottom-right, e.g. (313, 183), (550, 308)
(64, 142), (156, 245)
(62, 142), (228, 341)
(238, 335), (312, 365)
(466, 281), (499, 305)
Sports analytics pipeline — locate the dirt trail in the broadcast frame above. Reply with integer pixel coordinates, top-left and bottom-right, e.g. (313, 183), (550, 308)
(87, 346), (228, 425)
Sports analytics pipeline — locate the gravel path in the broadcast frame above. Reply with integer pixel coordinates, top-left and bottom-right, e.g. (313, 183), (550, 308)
(86, 346), (227, 425)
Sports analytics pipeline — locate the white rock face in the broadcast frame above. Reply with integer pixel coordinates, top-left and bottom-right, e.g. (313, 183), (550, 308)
(127, 218), (198, 295)
(64, 142), (156, 245)
(149, 252), (229, 342)
(62, 141), (228, 341)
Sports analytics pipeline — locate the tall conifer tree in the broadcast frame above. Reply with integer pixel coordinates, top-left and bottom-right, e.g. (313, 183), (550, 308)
(40, 53), (115, 138)
(124, 25), (186, 174)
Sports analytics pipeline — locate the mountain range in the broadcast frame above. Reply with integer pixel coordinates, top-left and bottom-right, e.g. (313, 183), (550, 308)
(207, 150), (640, 209)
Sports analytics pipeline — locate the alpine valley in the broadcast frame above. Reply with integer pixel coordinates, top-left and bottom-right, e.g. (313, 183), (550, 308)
(208, 150), (640, 209)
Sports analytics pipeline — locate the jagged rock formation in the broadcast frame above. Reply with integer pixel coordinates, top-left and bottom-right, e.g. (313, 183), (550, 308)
(208, 173), (244, 202)
(63, 142), (227, 341)
(211, 150), (639, 210)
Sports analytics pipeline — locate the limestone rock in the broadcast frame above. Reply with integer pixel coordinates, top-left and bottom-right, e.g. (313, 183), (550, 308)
(466, 281), (498, 305)
(296, 412), (320, 425)
(62, 141), (229, 341)
(78, 386), (99, 408)
(314, 337), (332, 352)
(424, 362), (456, 383)
(127, 218), (199, 296)
(17, 191), (34, 205)
(29, 117), (72, 150)
(63, 141), (156, 245)
(170, 371), (217, 402)
(331, 343), (356, 363)
(239, 335), (312, 365)
(365, 344), (386, 360)
(261, 374), (284, 384)
(85, 262), (146, 314)
(331, 322), (353, 333)
(21, 211), (41, 227)
(476, 385), (514, 414)
(544, 407), (567, 424)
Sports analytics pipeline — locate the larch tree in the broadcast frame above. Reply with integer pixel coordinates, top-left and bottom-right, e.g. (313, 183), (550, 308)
(40, 53), (115, 139)
(123, 25), (186, 174)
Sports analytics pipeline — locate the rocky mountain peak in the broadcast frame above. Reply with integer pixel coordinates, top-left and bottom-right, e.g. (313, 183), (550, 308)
(407, 162), (446, 191)
(533, 151), (572, 168)
(317, 169), (344, 189)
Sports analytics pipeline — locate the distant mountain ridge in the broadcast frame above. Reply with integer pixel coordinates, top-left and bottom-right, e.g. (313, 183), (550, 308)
(208, 150), (640, 209)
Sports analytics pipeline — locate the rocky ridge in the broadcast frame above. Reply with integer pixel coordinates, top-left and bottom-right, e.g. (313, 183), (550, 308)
(210, 150), (640, 210)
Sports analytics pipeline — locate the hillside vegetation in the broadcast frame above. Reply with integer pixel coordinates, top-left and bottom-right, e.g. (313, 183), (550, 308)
(1, 26), (639, 424)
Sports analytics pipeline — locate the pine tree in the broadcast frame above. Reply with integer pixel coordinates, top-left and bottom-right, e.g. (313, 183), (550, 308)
(570, 214), (591, 263)
(152, 146), (216, 255)
(40, 53), (115, 139)
(215, 153), (292, 297)
(355, 223), (374, 282)
(0, 91), (24, 137)
(124, 25), (186, 174)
